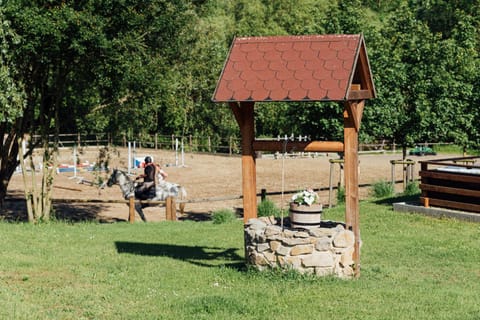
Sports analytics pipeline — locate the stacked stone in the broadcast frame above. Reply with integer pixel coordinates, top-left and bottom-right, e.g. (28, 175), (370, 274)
(245, 216), (355, 279)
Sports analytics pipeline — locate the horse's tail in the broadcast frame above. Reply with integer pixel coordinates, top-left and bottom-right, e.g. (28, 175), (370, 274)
(178, 185), (187, 215)
(178, 186), (187, 200)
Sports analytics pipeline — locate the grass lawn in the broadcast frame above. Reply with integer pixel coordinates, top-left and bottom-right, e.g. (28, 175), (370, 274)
(1, 200), (479, 319)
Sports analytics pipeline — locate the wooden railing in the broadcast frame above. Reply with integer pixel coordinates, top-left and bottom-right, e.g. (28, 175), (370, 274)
(419, 156), (480, 213)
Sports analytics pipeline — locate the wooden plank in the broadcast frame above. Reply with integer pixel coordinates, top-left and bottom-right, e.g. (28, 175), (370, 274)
(253, 140), (343, 153)
(347, 90), (373, 100)
(420, 183), (480, 198)
(419, 170), (480, 184)
(420, 197), (480, 213)
(52, 198), (167, 204)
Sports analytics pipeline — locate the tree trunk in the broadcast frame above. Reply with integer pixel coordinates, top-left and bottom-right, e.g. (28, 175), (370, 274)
(0, 130), (21, 207)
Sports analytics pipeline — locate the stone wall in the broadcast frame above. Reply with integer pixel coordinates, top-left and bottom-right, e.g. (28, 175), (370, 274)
(244, 216), (356, 279)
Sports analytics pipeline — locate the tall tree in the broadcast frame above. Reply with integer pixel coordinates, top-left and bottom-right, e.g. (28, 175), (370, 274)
(0, 0), (197, 212)
(0, 3), (26, 206)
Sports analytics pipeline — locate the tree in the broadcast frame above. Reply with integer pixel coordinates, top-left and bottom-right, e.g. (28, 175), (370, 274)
(1, 0), (199, 218)
(0, 3), (27, 208)
(363, 1), (480, 156)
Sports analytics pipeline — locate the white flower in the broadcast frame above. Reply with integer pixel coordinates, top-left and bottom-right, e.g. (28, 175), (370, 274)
(291, 189), (319, 206)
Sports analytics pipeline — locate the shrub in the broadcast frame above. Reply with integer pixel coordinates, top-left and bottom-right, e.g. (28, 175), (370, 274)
(403, 181), (420, 196)
(257, 199), (280, 217)
(371, 180), (394, 198)
(211, 209), (236, 224)
(337, 186), (345, 204)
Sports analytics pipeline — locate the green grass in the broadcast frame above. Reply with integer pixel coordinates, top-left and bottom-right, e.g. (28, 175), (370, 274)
(433, 144), (480, 155)
(1, 202), (479, 319)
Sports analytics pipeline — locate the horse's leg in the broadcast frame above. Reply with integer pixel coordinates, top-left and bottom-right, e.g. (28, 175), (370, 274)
(134, 203), (147, 222)
(179, 203), (185, 215)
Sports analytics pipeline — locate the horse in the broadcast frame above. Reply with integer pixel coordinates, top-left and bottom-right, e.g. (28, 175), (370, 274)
(106, 169), (187, 222)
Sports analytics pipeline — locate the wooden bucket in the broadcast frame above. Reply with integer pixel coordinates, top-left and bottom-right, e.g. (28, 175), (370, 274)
(289, 203), (322, 229)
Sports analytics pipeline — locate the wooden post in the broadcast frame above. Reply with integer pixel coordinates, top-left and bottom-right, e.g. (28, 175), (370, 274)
(170, 197), (176, 220)
(128, 196), (135, 223)
(166, 197), (173, 221)
(230, 101), (257, 222)
(344, 100), (364, 278)
(329, 160), (334, 208)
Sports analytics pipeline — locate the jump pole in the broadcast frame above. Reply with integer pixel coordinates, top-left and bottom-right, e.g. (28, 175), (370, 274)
(181, 140), (185, 167)
(128, 142), (132, 174)
(73, 145), (77, 178)
(175, 138), (179, 167)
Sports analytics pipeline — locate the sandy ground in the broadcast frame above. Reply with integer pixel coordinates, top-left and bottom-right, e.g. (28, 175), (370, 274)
(2, 146), (450, 222)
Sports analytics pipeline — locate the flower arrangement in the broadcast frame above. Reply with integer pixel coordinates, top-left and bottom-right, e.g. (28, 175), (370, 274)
(291, 188), (319, 206)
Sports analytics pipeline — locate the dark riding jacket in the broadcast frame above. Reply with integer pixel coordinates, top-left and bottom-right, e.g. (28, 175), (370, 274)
(144, 163), (156, 183)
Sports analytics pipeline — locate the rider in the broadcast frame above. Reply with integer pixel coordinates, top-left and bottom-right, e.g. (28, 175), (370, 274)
(156, 163), (168, 182)
(135, 156), (156, 199)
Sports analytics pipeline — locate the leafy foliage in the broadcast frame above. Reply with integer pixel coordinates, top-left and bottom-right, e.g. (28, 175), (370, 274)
(370, 180), (395, 199)
(211, 208), (237, 224)
(257, 199), (281, 217)
(1, 0), (480, 205)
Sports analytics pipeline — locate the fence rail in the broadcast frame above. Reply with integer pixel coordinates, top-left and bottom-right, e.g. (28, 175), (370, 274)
(32, 133), (455, 156)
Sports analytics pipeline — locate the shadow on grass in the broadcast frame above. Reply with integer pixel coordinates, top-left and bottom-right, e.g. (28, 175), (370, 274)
(374, 193), (421, 206)
(1, 197), (125, 223)
(115, 241), (246, 270)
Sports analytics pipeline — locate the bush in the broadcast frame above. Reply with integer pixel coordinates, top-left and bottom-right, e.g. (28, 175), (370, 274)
(403, 181), (420, 196)
(211, 209), (237, 224)
(337, 186), (345, 204)
(257, 199), (280, 217)
(371, 180), (394, 198)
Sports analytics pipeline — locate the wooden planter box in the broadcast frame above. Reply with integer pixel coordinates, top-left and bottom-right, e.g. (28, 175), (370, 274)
(419, 157), (480, 213)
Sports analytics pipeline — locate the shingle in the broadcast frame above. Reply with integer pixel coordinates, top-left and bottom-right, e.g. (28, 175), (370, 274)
(213, 34), (372, 102)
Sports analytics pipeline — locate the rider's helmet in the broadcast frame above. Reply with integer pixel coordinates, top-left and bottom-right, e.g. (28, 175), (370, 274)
(144, 156), (152, 164)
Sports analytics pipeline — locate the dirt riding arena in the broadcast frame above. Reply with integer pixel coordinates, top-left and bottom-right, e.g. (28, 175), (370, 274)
(3, 147), (450, 222)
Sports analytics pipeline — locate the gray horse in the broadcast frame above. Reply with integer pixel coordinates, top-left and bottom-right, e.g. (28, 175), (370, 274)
(107, 169), (187, 222)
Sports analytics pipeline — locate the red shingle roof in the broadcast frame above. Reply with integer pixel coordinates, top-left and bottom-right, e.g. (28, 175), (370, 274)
(213, 34), (373, 102)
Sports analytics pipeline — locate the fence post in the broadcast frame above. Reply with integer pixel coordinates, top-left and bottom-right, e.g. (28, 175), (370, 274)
(129, 196), (135, 223)
(166, 196), (176, 221)
(155, 133), (158, 150)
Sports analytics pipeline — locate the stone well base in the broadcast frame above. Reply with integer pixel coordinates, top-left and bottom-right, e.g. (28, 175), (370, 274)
(245, 216), (356, 279)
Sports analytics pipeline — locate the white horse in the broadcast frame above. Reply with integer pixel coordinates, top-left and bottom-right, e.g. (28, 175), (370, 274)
(106, 169), (187, 222)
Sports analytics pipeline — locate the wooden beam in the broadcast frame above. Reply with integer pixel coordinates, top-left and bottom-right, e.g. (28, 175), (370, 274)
(420, 183), (480, 198)
(343, 101), (361, 278)
(420, 197), (480, 213)
(253, 140), (344, 153)
(238, 102), (257, 222)
(229, 102), (244, 127)
(347, 90), (373, 100)
(344, 100), (365, 132)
